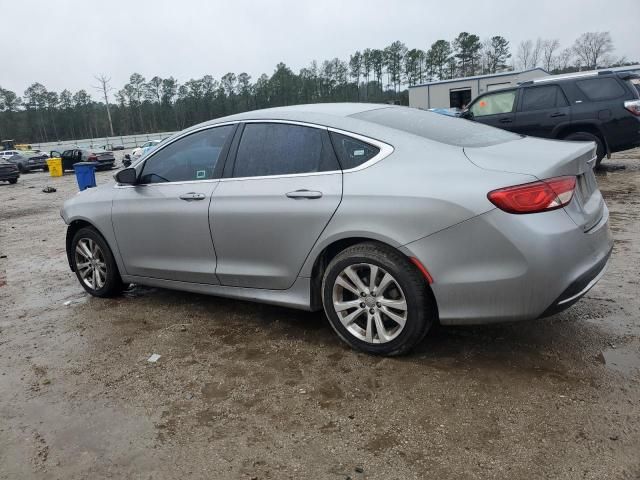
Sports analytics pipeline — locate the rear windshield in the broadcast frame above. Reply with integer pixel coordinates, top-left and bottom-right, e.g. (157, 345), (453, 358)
(352, 107), (520, 147)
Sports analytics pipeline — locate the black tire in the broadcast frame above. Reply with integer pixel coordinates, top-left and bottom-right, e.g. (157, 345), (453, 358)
(42, 165), (48, 172)
(70, 227), (124, 297)
(8, 178), (17, 184)
(564, 132), (605, 168)
(321, 242), (436, 356)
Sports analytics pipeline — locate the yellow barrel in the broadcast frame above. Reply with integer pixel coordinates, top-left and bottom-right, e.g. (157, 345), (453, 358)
(47, 158), (63, 177)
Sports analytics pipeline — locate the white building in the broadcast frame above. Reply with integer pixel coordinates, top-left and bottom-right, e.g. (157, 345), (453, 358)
(409, 68), (550, 110)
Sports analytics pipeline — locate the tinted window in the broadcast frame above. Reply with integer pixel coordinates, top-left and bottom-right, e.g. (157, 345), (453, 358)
(470, 90), (516, 117)
(576, 77), (626, 101)
(521, 85), (567, 111)
(140, 125), (233, 184)
(354, 107), (520, 148)
(330, 132), (379, 169)
(627, 78), (640, 98)
(233, 123), (338, 178)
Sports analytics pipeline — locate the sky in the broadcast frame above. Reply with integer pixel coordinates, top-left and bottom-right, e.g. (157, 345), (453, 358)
(2, 0), (639, 96)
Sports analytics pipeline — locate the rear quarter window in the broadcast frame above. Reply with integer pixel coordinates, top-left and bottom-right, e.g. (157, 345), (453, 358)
(576, 77), (626, 101)
(353, 107), (521, 148)
(329, 132), (379, 169)
(626, 78), (640, 98)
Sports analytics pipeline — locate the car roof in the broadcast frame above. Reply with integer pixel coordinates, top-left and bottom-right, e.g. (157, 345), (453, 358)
(177, 103), (519, 149)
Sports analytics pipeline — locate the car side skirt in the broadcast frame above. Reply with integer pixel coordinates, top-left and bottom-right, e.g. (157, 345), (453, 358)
(120, 275), (315, 311)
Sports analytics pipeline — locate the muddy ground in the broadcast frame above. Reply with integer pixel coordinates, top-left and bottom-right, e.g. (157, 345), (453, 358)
(1, 150), (639, 480)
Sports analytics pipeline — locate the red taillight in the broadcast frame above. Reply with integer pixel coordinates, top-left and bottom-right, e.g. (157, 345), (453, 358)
(488, 176), (576, 214)
(88, 154), (98, 161)
(624, 99), (640, 116)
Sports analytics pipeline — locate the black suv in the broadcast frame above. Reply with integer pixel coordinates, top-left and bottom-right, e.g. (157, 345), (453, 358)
(461, 71), (640, 167)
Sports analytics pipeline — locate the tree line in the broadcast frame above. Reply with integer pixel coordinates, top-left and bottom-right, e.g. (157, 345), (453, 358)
(0, 31), (632, 144)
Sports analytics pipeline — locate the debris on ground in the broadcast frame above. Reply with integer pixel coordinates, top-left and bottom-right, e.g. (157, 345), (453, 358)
(42, 186), (57, 193)
(147, 354), (161, 363)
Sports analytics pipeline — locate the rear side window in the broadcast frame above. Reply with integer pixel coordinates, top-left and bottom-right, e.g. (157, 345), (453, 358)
(233, 123), (338, 178)
(576, 78), (626, 101)
(521, 85), (568, 111)
(140, 125), (233, 184)
(329, 132), (379, 169)
(470, 90), (516, 117)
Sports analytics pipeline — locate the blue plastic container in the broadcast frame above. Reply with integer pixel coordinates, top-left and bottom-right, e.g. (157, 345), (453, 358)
(73, 162), (97, 191)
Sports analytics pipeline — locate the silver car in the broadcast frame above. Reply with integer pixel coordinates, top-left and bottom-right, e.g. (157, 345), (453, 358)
(61, 103), (613, 355)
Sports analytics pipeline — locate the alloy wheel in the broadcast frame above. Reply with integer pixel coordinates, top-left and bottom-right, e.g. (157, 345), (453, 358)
(74, 238), (107, 290)
(332, 263), (408, 344)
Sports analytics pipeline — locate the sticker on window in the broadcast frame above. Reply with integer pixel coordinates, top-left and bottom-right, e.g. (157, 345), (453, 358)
(196, 170), (206, 179)
(353, 149), (365, 156)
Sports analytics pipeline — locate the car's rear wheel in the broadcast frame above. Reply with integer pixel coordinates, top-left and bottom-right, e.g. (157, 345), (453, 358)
(322, 242), (435, 356)
(8, 178), (17, 184)
(564, 132), (605, 168)
(71, 227), (124, 297)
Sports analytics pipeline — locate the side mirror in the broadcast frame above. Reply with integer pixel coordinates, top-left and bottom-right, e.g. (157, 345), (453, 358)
(460, 110), (473, 119)
(115, 167), (137, 185)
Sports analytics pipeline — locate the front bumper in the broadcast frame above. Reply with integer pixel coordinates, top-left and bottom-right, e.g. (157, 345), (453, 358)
(401, 205), (613, 325)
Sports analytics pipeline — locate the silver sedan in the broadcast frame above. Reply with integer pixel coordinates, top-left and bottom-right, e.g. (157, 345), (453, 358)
(61, 103), (613, 355)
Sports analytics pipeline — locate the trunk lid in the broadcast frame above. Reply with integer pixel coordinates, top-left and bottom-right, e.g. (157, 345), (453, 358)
(464, 136), (604, 231)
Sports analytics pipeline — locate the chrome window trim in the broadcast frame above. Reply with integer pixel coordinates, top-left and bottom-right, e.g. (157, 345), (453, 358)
(115, 119), (394, 187)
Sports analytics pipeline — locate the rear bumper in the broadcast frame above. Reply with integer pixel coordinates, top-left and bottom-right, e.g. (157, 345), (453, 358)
(0, 171), (19, 180)
(539, 247), (611, 317)
(96, 160), (115, 169)
(401, 205), (613, 325)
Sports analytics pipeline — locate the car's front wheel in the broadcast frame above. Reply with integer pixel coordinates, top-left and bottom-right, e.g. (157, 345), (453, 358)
(322, 242), (435, 356)
(71, 227), (124, 297)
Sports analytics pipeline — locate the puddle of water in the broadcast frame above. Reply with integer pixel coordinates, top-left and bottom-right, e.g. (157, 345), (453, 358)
(601, 346), (640, 376)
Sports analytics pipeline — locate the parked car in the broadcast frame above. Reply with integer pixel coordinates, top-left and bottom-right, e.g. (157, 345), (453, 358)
(461, 70), (640, 167)
(0, 150), (21, 160)
(6, 151), (48, 172)
(0, 158), (20, 183)
(51, 148), (116, 171)
(428, 107), (462, 117)
(61, 103), (612, 356)
(131, 140), (161, 160)
(112, 145), (125, 151)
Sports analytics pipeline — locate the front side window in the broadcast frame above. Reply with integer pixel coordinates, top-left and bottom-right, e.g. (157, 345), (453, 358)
(233, 123), (338, 178)
(576, 78), (626, 101)
(470, 91), (516, 117)
(140, 125), (233, 184)
(521, 85), (568, 111)
(329, 132), (380, 169)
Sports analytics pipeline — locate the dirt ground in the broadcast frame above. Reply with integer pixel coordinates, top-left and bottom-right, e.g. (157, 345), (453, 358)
(1, 149), (639, 480)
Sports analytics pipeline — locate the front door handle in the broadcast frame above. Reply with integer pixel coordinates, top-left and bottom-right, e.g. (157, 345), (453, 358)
(179, 192), (206, 201)
(499, 118), (513, 124)
(550, 112), (567, 118)
(286, 189), (323, 199)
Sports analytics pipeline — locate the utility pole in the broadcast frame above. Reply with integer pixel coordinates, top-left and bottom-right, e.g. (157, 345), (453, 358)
(93, 75), (115, 137)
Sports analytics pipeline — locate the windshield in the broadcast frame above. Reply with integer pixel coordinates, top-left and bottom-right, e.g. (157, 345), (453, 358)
(353, 106), (521, 147)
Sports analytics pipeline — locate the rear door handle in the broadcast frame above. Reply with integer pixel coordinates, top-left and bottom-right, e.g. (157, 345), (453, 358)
(286, 189), (323, 199)
(550, 112), (567, 118)
(179, 192), (206, 201)
(499, 118), (513, 124)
